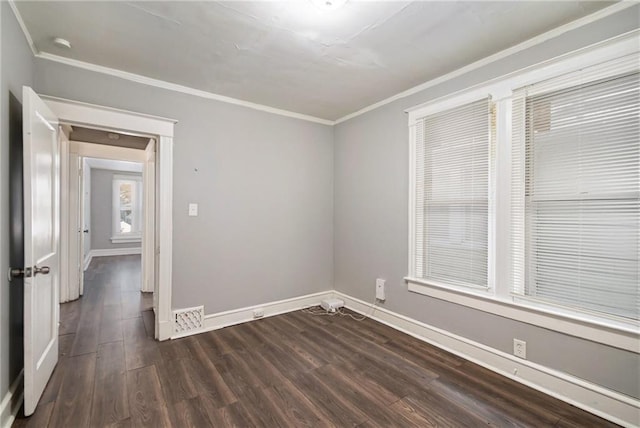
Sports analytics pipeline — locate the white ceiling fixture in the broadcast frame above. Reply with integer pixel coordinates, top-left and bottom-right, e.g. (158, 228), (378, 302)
(52, 37), (71, 49)
(13, 1), (626, 122)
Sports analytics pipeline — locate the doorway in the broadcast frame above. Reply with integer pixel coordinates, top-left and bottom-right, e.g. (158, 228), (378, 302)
(62, 127), (153, 311)
(43, 95), (176, 341)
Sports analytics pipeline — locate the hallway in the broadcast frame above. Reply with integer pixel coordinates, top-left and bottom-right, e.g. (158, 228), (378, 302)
(14, 255), (154, 427)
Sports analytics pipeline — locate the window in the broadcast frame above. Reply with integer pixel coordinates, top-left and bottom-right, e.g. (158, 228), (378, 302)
(412, 98), (494, 290)
(112, 175), (142, 242)
(512, 69), (639, 321)
(407, 38), (639, 341)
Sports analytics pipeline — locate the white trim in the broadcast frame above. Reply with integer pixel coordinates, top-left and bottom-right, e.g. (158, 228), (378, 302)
(83, 252), (92, 271)
(89, 247), (141, 258)
(406, 279), (639, 352)
(406, 31), (639, 121)
(43, 96), (176, 138)
(44, 96), (174, 341)
(0, 370), (23, 428)
(171, 290), (333, 339)
(334, 291), (640, 428)
(335, 2), (637, 124)
(110, 236), (142, 244)
(405, 35), (640, 350)
(70, 141), (146, 163)
(36, 53), (334, 126)
(8, 0), (636, 127)
(7, 1), (37, 56)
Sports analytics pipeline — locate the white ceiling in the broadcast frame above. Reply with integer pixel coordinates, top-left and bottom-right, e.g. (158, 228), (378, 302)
(16, 1), (612, 121)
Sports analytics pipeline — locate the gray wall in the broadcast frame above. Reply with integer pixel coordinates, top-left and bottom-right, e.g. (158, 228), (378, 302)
(34, 59), (335, 314)
(90, 168), (142, 251)
(0, 0), (34, 411)
(333, 5), (640, 400)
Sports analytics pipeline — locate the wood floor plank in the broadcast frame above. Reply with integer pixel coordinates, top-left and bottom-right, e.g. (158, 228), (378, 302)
(169, 397), (215, 428)
(90, 341), (130, 427)
(121, 291), (143, 319)
(58, 299), (81, 335)
(157, 337), (193, 362)
(293, 369), (369, 426)
(207, 401), (256, 428)
(99, 304), (124, 344)
(142, 310), (155, 338)
(261, 379), (333, 428)
(155, 359), (198, 404)
(404, 385), (494, 427)
(126, 365), (172, 427)
(69, 301), (103, 356)
(11, 401), (54, 428)
(48, 353), (97, 428)
(182, 340), (237, 408)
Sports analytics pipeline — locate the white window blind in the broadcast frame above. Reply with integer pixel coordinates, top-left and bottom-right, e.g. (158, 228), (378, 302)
(414, 98), (493, 289)
(511, 58), (640, 321)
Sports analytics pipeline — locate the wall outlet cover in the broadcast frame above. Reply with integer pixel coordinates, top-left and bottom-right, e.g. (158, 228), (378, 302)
(376, 278), (386, 301)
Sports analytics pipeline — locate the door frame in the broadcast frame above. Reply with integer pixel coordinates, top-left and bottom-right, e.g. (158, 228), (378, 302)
(43, 95), (176, 341)
(66, 142), (147, 301)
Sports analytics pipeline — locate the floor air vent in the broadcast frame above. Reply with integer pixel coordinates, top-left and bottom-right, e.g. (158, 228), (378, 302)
(173, 306), (204, 335)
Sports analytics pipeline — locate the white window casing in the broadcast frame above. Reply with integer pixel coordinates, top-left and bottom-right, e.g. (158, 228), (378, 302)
(406, 32), (639, 350)
(112, 174), (143, 242)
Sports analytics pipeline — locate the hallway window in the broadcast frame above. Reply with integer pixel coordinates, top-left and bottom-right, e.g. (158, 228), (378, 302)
(112, 174), (142, 242)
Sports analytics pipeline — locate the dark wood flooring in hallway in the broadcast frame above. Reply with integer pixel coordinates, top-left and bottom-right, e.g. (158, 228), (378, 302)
(14, 255), (617, 427)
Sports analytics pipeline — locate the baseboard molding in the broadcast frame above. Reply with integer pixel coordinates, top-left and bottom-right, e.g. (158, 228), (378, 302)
(83, 252), (92, 271)
(333, 291), (640, 428)
(171, 290), (333, 339)
(0, 370), (23, 428)
(89, 247), (142, 259)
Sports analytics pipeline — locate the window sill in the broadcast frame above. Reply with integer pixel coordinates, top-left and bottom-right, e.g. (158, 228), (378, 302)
(111, 235), (142, 244)
(404, 277), (639, 352)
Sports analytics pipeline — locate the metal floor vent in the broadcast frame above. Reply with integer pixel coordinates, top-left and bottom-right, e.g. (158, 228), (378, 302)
(173, 306), (204, 334)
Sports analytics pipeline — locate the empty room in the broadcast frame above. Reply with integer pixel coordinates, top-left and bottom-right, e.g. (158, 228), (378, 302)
(1, 1), (638, 427)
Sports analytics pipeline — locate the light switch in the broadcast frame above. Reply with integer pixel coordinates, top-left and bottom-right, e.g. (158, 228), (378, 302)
(188, 203), (198, 216)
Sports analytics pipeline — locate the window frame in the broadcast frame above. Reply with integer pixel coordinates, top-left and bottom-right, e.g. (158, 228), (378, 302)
(405, 34), (639, 351)
(111, 174), (143, 243)
(411, 96), (495, 291)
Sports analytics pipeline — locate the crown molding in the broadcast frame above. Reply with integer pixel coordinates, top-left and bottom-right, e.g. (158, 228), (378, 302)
(333, 1), (638, 125)
(34, 53), (335, 126)
(8, 0), (37, 56)
(7, 1), (333, 126)
(9, 0), (636, 127)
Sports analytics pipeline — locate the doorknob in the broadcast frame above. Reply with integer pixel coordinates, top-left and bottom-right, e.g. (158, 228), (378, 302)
(7, 267), (32, 281)
(83, 229), (89, 233)
(34, 266), (50, 276)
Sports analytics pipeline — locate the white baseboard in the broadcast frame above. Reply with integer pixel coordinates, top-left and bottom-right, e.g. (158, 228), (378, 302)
(89, 247), (142, 259)
(333, 291), (640, 428)
(83, 252), (92, 271)
(0, 370), (23, 428)
(171, 290), (333, 339)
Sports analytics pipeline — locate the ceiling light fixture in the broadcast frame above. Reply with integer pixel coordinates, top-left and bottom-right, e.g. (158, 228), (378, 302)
(52, 37), (72, 49)
(310, 0), (348, 12)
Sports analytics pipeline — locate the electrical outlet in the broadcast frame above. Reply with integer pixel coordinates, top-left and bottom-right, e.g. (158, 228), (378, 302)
(253, 309), (264, 319)
(376, 278), (386, 301)
(513, 339), (526, 359)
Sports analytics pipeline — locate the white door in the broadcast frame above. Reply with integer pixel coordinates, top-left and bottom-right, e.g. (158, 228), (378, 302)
(22, 87), (60, 416)
(67, 153), (82, 301)
(80, 158), (90, 294)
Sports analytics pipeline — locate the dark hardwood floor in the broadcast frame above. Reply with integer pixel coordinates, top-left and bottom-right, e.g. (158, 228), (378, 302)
(14, 255), (617, 427)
